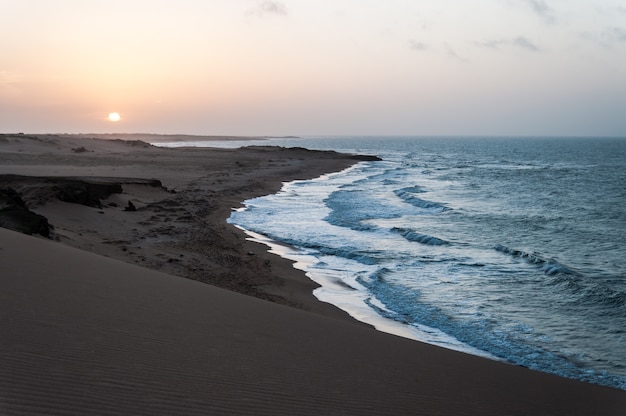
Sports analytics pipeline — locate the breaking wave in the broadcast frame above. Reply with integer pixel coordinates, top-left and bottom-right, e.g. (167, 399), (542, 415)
(392, 228), (449, 246)
(494, 244), (577, 276)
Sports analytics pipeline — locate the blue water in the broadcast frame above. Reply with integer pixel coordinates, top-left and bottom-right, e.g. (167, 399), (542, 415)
(170, 137), (626, 389)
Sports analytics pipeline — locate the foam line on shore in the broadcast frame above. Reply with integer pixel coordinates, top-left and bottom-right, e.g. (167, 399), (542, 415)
(236, 226), (499, 360)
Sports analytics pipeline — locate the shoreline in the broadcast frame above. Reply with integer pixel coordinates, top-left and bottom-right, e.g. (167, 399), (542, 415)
(1, 133), (625, 414)
(233, 210), (502, 361)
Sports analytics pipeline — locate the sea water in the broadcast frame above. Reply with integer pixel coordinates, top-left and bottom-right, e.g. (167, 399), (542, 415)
(168, 137), (626, 389)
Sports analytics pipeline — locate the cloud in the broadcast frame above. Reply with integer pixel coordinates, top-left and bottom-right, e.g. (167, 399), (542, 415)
(445, 45), (469, 63)
(408, 40), (428, 52)
(247, 1), (288, 17)
(581, 27), (626, 48)
(606, 27), (626, 43)
(524, 0), (556, 23)
(476, 36), (541, 52)
(512, 36), (541, 51)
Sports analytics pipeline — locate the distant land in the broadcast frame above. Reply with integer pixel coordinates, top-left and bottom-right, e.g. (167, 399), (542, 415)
(54, 133), (300, 143)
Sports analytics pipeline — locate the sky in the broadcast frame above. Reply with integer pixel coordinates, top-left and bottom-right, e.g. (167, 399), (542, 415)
(1, 0), (625, 136)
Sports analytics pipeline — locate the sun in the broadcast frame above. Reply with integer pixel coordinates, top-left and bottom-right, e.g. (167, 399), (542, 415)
(108, 112), (121, 122)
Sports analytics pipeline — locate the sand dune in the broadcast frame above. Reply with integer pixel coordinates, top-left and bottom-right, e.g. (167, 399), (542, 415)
(2, 228), (625, 415)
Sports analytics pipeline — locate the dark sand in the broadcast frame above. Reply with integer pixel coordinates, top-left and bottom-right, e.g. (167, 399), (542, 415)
(1, 134), (625, 415)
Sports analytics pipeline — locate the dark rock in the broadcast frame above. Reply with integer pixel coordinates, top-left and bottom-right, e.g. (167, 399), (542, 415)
(0, 188), (50, 237)
(350, 154), (381, 161)
(124, 201), (137, 212)
(0, 187), (25, 209)
(53, 180), (123, 208)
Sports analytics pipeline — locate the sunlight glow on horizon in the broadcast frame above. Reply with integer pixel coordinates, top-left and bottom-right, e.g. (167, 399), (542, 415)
(1, 0), (625, 136)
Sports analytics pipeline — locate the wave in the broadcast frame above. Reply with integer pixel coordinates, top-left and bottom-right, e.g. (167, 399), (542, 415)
(251, 232), (383, 266)
(317, 246), (381, 265)
(394, 187), (448, 211)
(547, 274), (626, 309)
(494, 244), (577, 276)
(355, 267), (392, 289)
(395, 185), (425, 194)
(324, 187), (404, 231)
(392, 228), (449, 246)
(494, 245), (626, 311)
(355, 268), (626, 389)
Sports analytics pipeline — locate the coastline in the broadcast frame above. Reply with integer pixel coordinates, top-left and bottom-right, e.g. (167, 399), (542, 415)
(0, 133), (373, 321)
(1, 134), (625, 415)
(234, 223), (502, 360)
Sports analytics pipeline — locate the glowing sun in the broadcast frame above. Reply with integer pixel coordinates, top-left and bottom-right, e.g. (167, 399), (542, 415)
(108, 112), (121, 122)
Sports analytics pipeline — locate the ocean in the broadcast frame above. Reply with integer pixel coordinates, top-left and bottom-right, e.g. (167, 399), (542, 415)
(165, 136), (626, 390)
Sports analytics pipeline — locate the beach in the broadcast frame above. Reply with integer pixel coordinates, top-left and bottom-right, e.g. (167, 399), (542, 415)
(1, 134), (625, 415)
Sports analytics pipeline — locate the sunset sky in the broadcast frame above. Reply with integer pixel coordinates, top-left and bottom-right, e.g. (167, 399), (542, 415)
(1, 0), (625, 136)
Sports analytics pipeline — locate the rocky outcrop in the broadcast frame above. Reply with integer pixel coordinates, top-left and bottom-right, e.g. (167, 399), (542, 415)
(0, 175), (165, 237)
(0, 188), (50, 237)
(0, 175), (163, 208)
(53, 179), (123, 208)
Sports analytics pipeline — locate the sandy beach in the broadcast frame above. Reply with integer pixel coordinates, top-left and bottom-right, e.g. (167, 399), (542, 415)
(1, 134), (625, 415)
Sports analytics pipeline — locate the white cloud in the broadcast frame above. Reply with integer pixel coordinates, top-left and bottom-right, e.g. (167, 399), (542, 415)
(408, 40), (428, 52)
(512, 36), (541, 51)
(524, 0), (556, 24)
(581, 27), (626, 48)
(446, 45), (469, 63)
(476, 36), (540, 52)
(247, 1), (288, 17)
(605, 27), (626, 43)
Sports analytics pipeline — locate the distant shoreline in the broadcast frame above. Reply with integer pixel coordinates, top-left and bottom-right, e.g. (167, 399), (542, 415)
(58, 133), (300, 143)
